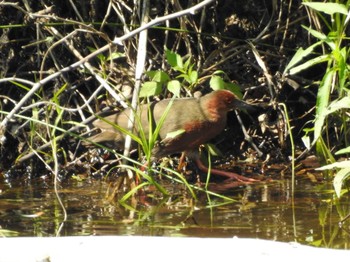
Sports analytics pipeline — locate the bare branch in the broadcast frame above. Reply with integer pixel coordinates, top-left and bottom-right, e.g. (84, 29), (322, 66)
(0, 0), (215, 144)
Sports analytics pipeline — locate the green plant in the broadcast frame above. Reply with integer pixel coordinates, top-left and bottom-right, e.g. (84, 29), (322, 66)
(284, 1), (350, 197)
(140, 48), (243, 98)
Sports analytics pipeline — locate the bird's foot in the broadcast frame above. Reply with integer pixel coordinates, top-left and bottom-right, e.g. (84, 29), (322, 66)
(193, 157), (259, 182)
(227, 173), (258, 183)
(210, 169), (258, 183)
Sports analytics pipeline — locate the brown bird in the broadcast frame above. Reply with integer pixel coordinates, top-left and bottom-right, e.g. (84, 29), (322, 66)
(86, 90), (256, 182)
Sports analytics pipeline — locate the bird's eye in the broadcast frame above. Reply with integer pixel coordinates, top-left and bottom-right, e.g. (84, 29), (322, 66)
(225, 97), (234, 105)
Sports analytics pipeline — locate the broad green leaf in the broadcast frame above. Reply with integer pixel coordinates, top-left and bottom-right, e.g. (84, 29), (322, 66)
(145, 70), (157, 79)
(167, 80), (181, 97)
(225, 82), (243, 98)
(166, 49), (183, 69)
(139, 81), (161, 97)
(302, 2), (348, 16)
(189, 70), (198, 84)
(154, 71), (170, 83)
(209, 75), (225, 90)
(146, 70), (170, 83)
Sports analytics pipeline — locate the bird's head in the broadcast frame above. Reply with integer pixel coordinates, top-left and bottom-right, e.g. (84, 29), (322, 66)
(209, 90), (254, 113)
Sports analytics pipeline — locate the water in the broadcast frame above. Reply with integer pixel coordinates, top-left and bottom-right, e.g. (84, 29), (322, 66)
(0, 172), (349, 249)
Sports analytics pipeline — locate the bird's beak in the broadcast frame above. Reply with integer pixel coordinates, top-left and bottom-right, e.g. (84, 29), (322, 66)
(233, 99), (257, 112)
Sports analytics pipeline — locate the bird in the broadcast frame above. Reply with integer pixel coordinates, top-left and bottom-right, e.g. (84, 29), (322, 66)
(85, 90), (256, 182)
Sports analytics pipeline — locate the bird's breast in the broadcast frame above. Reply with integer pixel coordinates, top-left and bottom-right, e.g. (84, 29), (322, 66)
(182, 119), (226, 147)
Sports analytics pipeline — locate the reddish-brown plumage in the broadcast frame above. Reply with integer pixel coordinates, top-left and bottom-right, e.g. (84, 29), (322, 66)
(86, 90), (256, 181)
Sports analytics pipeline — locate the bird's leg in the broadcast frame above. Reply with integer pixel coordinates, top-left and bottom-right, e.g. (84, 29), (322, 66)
(177, 152), (187, 171)
(193, 156), (257, 182)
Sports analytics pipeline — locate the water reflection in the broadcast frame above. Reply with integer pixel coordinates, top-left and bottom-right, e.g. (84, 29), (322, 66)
(0, 175), (349, 249)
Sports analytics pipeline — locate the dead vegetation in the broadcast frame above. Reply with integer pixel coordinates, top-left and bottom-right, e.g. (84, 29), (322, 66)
(0, 0), (313, 181)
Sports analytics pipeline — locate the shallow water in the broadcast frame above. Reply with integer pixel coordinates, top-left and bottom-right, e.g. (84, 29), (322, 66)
(0, 172), (349, 249)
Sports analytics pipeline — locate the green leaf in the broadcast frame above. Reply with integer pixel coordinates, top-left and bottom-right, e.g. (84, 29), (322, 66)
(164, 129), (186, 140)
(183, 74), (192, 84)
(314, 96), (350, 144)
(209, 75), (225, 90)
(53, 83), (68, 100)
(9, 81), (41, 99)
(335, 47), (347, 90)
(52, 83), (68, 114)
(88, 46), (106, 62)
(166, 49), (183, 69)
(302, 2), (348, 16)
(284, 42), (322, 74)
(313, 70), (334, 143)
(315, 136), (335, 164)
(212, 70), (226, 75)
(94, 114), (143, 146)
(224, 82), (243, 98)
(302, 25), (328, 41)
(146, 70), (170, 83)
(325, 96), (350, 114)
(302, 26), (336, 50)
(167, 80), (181, 97)
(333, 167), (350, 198)
(189, 70), (198, 84)
(316, 160), (350, 170)
(336, 146), (350, 155)
(183, 57), (191, 71)
(106, 52), (125, 61)
(288, 54), (329, 75)
(308, 239), (323, 247)
(205, 143), (222, 157)
(301, 135), (311, 150)
(139, 81), (162, 97)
